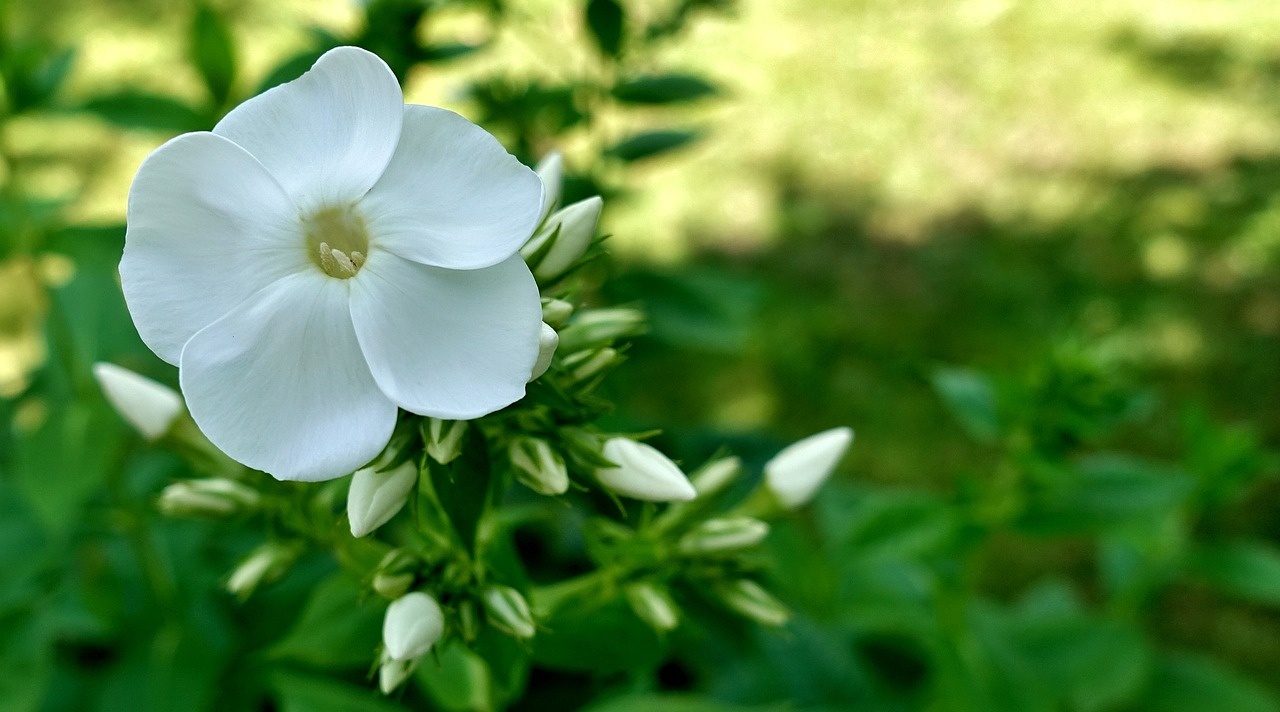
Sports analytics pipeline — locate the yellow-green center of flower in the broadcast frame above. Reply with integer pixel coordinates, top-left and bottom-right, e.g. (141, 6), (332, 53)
(304, 205), (369, 279)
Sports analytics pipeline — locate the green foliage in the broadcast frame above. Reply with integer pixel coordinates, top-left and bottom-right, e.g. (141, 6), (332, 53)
(1, 1), (1279, 711)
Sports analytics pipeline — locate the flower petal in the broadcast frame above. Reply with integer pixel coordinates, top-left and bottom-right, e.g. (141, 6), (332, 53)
(179, 272), (397, 481)
(121, 132), (308, 364)
(213, 46), (403, 213)
(360, 106), (543, 270)
(350, 252), (541, 419)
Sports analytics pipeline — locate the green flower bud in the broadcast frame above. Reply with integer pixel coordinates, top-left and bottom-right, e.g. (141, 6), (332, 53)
(509, 436), (569, 495)
(157, 478), (260, 518)
(482, 585), (536, 639)
(564, 346), (619, 384)
(541, 298), (574, 328)
(226, 541), (300, 600)
(557, 307), (646, 353)
(372, 549), (418, 600)
(425, 418), (468, 465)
(690, 456), (741, 498)
(626, 582), (679, 633)
(678, 517), (769, 555)
(715, 579), (789, 627)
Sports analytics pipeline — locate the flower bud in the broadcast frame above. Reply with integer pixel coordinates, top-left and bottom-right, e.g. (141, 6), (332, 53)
(597, 438), (696, 502)
(372, 549), (418, 600)
(482, 585), (536, 639)
(425, 418), (468, 465)
(564, 346), (618, 384)
(226, 541), (299, 600)
(715, 579), (789, 627)
(521, 196), (603, 282)
(556, 307), (646, 354)
(541, 298), (574, 328)
(157, 478), (259, 518)
(92, 362), (183, 440)
(378, 655), (415, 695)
(678, 517), (769, 555)
(530, 323), (559, 381)
(383, 591), (445, 661)
(626, 582), (679, 633)
(509, 436), (569, 495)
(764, 427), (854, 508)
(690, 456), (741, 498)
(535, 151), (563, 225)
(348, 460), (418, 538)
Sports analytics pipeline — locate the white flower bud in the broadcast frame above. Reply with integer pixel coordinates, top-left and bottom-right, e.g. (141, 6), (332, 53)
(597, 438), (696, 502)
(626, 582), (679, 633)
(535, 151), (563, 225)
(764, 427), (854, 509)
(383, 591), (445, 661)
(482, 585), (536, 639)
(348, 460), (418, 538)
(92, 362), (183, 440)
(157, 478), (259, 518)
(521, 196), (603, 282)
(425, 418), (468, 465)
(226, 542), (298, 600)
(530, 323), (559, 381)
(509, 436), (569, 495)
(556, 307), (646, 353)
(690, 456), (741, 498)
(541, 298), (574, 328)
(678, 517), (769, 555)
(715, 579), (789, 627)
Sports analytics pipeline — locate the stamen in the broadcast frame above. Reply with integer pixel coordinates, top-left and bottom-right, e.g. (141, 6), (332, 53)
(350, 251), (366, 269)
(330, 248), (357, 276)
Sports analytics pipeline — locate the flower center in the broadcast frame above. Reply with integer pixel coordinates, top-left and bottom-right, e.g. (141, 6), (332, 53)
(304, 205), (370, 279)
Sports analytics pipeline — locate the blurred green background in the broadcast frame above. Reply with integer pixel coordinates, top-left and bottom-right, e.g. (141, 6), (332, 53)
(3, 0), (1280, 710)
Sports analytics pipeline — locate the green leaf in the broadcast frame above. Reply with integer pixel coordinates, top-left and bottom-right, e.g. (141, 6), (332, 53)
(612, 74), (718, 104)
(930, 366), (1001, 442)
(1185, 540), (1280, 607)
(585, 696), (781, 712)
(585, 0), (626, 58)
(269, 573), (384, 668)
(255, 47), (328, 95)
(533, 594), (663, 673)
(81, 91), (207, 133)
(270, 670), (407, 712)
(0, 616), (52, 712)
(427, 427), (493, 554)
(13, 401), (123, 533)
(605, 129), (700, 162)
(190, 4), (237, 105)
(1142, 652), (1280, 712)
(1021, 454), (1194, 535)
(415, 643), (492, 712)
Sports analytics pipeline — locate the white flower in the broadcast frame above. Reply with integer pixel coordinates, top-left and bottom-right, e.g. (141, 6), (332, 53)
(120, 47), (543, 482)
(347, 460), (418, 538)
(764, 426), (854, 508)
(92, 362), (183, 440)
(597, 438), (696, 502)
(383, 591), (445, 661)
